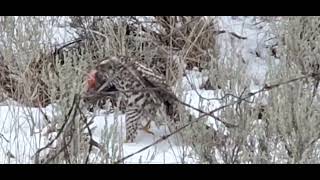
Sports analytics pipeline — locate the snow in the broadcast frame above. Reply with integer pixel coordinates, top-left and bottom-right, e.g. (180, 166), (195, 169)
(0, 104), (42, 163)
(0, 16), (273, 164)
(217, 16), (274, 88)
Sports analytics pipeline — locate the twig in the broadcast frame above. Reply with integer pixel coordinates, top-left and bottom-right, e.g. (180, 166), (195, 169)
(185, 72), (252, 102)
(54, 39), (82, 55)
(43, 95), (81, 164)
(229, 32), (247, 40)
(76, 103), (94, 164)
(0, 133), (9, 143)
(34, 94), (79, 164)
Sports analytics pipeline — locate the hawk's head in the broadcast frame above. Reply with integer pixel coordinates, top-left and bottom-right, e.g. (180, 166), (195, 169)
(83, 57), (121, 111)
(85, 57), (121, 94)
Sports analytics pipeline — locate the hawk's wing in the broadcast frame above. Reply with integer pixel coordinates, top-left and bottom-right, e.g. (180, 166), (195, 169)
(117, 56), (168, 88)
(134, 61), (167, 87)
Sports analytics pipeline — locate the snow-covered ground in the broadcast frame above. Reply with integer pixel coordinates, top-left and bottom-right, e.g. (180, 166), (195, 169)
(0, 16), (274, 164)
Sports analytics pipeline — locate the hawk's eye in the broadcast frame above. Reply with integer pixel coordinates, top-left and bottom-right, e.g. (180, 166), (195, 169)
(109, 64), (114, 70)
(103, 63), (113, 71)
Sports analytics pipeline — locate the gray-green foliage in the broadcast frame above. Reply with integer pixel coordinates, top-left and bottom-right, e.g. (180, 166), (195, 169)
(265, 16), (320, 163)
